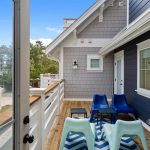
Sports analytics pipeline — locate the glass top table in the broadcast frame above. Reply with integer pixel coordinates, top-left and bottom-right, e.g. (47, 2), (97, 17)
(70, 108), (87, 118)
(97, 108), (117, 130)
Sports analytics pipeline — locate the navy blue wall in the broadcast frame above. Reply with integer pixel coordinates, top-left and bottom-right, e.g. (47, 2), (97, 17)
(115, 31), (150, 123)
(129, 0), (150, 23)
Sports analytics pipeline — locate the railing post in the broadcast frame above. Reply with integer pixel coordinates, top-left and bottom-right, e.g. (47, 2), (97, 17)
(58, 82), (61, 115)
(40, 91), (45, 150)
(29, 80), (64, 150)
(30, 88), (45, 150)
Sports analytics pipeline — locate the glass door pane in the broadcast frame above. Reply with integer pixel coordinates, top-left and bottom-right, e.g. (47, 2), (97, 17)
(0, 0), (13, 149)
(117, 59), (122, 94)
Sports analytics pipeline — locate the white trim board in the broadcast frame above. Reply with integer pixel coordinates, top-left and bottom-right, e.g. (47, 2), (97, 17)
(64, 98), (92, 101)
(136, 39), (150, 99)
(61, 36), (112, 48)
(64, 98), (112, 102)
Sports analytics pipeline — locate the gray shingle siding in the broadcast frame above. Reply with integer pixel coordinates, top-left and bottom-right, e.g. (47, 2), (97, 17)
(63, 47), (114, 99)
(78, 0), (127, 39)
(129, 0), (150, 23)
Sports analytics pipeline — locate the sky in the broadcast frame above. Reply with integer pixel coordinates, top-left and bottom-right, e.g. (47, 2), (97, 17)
(0, 0), (95, 46)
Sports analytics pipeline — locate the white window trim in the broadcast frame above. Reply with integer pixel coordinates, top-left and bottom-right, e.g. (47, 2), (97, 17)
(87, 54), (103, 72)
(136, 39), (150, 99)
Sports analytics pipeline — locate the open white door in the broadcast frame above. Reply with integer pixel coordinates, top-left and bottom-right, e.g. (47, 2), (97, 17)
(0, 1), (30, 150)
(114, 51), (124, 94)
(14, 0), (30, 150)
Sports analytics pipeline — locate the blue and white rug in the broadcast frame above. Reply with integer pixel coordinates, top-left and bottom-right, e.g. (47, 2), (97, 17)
(63, 118), (138, 150)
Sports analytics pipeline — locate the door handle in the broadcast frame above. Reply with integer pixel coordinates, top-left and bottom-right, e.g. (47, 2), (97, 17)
(23, 134), (34, 144)
(23, 116), (30, 125)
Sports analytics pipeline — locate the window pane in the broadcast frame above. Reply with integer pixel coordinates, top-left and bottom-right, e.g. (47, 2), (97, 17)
(140, 49), (150, 90)
(146, 70), (150, 90)
(0, 0), (13, 149)
(90, 59), (100, 68)
(140, 70), (145, 89)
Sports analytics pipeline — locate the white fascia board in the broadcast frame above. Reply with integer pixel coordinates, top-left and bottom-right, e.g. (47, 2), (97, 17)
(46, 0), (106, 55)
(62, 34), (112, 48)
(100, 10), (150, 56)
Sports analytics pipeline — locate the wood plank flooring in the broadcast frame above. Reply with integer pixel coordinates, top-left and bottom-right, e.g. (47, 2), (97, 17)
(0, 105), (12, 125)
(45, 101), (150, 150)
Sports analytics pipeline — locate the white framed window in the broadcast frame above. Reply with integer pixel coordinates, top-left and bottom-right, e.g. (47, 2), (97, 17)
(87, 54), (103, 72)
(137, 39), (150, 98)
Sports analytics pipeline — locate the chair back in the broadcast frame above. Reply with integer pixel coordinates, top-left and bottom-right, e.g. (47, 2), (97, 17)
(65, 117), (94, 137)
(112, 94), (128, 109)
(92, 94), (109, 109)
(114, 120), (143, 136)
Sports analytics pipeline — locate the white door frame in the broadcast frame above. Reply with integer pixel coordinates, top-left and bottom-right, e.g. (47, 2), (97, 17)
(14, 0), (30, 150)
(114, 50), (124, 94)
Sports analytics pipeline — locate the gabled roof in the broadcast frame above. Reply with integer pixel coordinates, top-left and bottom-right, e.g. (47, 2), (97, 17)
(46, 0), (107, 54)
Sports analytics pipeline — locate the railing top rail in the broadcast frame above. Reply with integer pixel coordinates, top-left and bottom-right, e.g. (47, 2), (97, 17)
(29, 95), (41, 106)
(29, 79), (64, 105)
(44, 79), (64, 95)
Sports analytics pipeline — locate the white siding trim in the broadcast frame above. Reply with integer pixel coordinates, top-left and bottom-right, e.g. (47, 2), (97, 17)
(63, 38), (112, 48)
(64, 98), (92, 101)
(64, 98), (112, 102)
(136, 39), (150, 99)
(87, 54), (103, 72)
(59, 47), (64, 79)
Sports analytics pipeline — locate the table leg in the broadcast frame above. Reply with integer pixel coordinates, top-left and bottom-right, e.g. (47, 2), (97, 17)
(71, 113), (72, 118)
(97, 112), (99, 125)
(84, 113), (85, 118)
(111, 113), (117, 124)
(100, 113), (103, 131)
(111, 114), (113, 124)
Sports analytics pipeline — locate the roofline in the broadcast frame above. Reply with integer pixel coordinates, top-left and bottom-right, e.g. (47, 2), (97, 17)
(100, 9), (150, 56)
(46, 0), (107, 55)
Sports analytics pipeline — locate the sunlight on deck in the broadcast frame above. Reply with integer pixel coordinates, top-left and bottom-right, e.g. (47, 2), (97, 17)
(45, 101), (150, 150)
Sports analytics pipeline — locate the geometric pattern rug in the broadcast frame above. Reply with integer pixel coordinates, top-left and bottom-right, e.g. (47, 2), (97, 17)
(63, 118), (139, 150)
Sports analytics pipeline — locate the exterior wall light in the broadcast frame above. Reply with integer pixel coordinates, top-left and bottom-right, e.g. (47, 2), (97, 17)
(73, 60), (78, 69)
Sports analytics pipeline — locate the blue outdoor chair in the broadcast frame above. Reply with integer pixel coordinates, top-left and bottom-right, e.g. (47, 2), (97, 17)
(90, 94), (109, 122)
(112, 94), (136, 118)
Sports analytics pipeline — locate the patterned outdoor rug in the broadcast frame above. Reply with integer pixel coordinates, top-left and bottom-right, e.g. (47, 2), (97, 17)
(63, 118), (139, 150)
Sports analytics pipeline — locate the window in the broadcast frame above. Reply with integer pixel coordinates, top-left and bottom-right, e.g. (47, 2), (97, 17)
(140, 49), (150, 90)
(137, 39), (150, 98)
(87, 54), (103, 71)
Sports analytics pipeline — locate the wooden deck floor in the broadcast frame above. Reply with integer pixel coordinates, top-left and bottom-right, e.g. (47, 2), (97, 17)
(0, 105), (12, 125)
(45, 101), (150, 150)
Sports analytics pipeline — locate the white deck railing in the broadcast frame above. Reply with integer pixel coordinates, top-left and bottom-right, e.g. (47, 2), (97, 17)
(29, 80), (64, 150)
(0, 80), (64, 150)
(40, 74), (62, 88)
